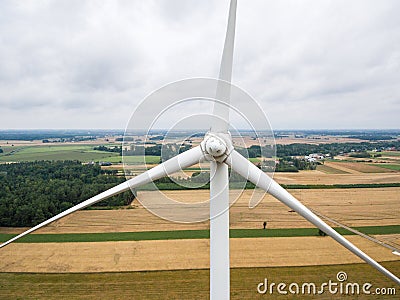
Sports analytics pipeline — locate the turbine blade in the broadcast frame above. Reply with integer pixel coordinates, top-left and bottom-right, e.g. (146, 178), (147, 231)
(226, 150), (400, 285)
(0, 146), (204, 249)
(211, 0), (237, 133)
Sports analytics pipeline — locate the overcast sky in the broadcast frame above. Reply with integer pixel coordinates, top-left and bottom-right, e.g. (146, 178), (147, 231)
(0, 0), (399, 130)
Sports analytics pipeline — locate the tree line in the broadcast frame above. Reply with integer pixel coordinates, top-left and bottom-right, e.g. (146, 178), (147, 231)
(227, 141), (399, 159)
(275, 141), (400, 157)
(94, 145), (122, 155)
(0, 161), (135, 227)
(123, 144), (192, 160)
(94, 140), (400, 160)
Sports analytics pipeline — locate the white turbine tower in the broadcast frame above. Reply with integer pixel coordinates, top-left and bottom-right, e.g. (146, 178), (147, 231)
(1, 1), (399, 298)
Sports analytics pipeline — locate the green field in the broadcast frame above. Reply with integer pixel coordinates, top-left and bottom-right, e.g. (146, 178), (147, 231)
(381, 151), (400, 157)
(0, 145), (115, 162)
(1, 225), (399, 244)
(249, 157), (261, 163)
(0, 144), (161, 165)
(0, 261), (398, 299)
(374, 164), (400, 171)
(0, 145), (23, 155)
(103, 155), (160, 164)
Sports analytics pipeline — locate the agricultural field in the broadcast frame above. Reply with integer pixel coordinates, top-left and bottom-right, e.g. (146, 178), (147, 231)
(1, 185), (399, 277)
(0, 134), (399, 299)
(0, 236), (398, 273)
(0, 261), (398, 299)
(381, 151), (400, 157)
(374, 164), (400, 171)
(274, 170), (400, 185)
(273, 135), (371, 145)
(103, 155), (160, 164)
(316, 164), (349, 174)
(0, 143), (161, 165)
(324, 161), (398, 174)
(0, 144), (116, 162)
(1, 188), (399, 234)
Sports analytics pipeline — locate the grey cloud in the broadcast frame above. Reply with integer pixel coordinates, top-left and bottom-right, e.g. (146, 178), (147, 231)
(0, 0), (399, 129)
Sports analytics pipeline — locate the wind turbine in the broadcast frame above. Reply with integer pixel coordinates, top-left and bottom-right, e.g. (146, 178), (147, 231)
(1, 0), (399, 298)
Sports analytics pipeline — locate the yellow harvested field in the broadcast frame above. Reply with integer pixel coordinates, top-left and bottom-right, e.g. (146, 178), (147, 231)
(322, 162), (361, 174)
(229, 188), (400, 229)
(375, 234), (400, 249)
(274, 170), (400, 184)
(325, 161), (397, 173)
(273, 136), (370, 145)
(1, 188), (399, 234)
(0, 236), (397, 273)
(123, 167), (400, 185)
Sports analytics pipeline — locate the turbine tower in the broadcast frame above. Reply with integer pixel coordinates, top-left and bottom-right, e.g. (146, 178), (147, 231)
(1, 1), (399, 298)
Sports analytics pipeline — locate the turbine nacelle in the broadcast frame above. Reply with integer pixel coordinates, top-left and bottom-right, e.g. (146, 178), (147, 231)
(201, 132), (233, 163)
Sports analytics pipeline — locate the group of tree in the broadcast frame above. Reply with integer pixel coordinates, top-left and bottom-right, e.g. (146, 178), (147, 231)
(233, 141), (399, 159)
(274, 141), (400, 157)
(258, 157), (316, 173)
(123, 143), (191, 159)
(349, 151), (382, 158)
(93, 145), (122, 155)
(144, 169), (257, 190)
(115, 137), (133, 142)
(276, 157), (317, 172)
(348, 134), (395, 141)
(93, 140), (400, 161)
(349, 151), (371, 158)
(0, 129), (123, 141)
(0, 161), (135, 227)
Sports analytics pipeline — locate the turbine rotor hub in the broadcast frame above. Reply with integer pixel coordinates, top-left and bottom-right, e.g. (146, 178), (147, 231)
(205, 137), (226, 157)
(201, 132), (233, 163)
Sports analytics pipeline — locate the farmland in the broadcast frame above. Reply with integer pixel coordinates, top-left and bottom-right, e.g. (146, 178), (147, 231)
(0, 145), (116, 162)
(0, 144), (162, 166)
(0, 131), (399, 299)
(1, 187), (399, 234)
(1, 226), (399, 244)
(324, 161), (396, 174)
(0, 236), (398, 273)
(375, 164), (400, 171)
(0, 261), (398, 299)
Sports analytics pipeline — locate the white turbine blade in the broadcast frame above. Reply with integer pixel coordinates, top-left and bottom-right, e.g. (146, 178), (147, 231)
(210, 162), (230, 300)
(211, 0), (237, 133)
(311, 208), (400, 254)
(0, 146), (204, 249)
(226, 150), (400, 285)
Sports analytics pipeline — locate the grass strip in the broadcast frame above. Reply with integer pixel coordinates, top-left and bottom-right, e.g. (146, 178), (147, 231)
(372, 164), (400, 171)
(282, 183), (400, 189)
(1, 225), (399, 244)
(137, 182), (400, 191)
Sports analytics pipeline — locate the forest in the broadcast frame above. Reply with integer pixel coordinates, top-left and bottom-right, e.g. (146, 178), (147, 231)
(123, 144), (192, 160)
(275, 140), (400, 157)
(231, 141), (400, 159)
(0, 161), (134, 227)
